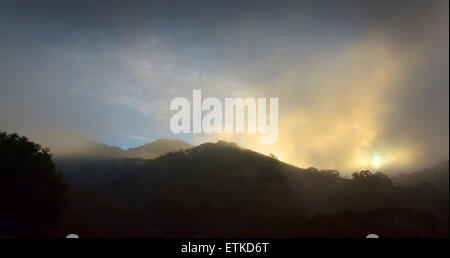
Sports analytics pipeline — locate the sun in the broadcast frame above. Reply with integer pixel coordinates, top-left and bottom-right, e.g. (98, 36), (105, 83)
(372, 155), (382, 167)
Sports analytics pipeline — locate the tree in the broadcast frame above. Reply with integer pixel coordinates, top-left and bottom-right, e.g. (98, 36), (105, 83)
(0, 132), (68, 237)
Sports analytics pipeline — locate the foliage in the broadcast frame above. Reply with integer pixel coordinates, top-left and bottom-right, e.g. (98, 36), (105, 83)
(0, 132), (68, 237)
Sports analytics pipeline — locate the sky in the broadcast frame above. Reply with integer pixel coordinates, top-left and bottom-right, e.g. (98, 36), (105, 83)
(0, 0), (448, 174)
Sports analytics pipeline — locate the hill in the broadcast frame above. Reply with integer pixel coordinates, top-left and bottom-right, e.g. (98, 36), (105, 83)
(60, 141), (449, 237)
(55, 138), (193, 161)
(124, 139), (194, 159)
(393, 161), (449, 194)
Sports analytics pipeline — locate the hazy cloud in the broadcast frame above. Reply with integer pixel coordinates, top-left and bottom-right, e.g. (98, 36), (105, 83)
(1, 0), (448, 173)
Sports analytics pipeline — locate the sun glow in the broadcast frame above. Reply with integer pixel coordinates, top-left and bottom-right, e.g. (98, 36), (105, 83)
(372, 155), (382, 168)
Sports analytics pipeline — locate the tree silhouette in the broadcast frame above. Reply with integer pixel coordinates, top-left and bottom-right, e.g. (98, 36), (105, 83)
(0, 132), (68, 237)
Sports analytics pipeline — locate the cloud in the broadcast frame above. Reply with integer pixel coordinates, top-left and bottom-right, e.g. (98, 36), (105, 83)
(0, 0), (448, 173)
(192, 8), (449, 174)
(127, 134), (152, 142)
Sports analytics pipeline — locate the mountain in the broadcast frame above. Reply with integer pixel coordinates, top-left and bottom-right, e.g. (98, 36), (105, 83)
(124, 139), (194, 159)
(60, 141), (449, 237)
(393, 160), (449, 194)
(55, 138), (193, 160)
(74, 141), (126, 159)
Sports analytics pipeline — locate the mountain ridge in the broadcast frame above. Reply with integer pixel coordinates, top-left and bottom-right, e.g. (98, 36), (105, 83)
(55, 138), (194, 160)
(125, 138), (194, 159)
(60, 140), (449, 237)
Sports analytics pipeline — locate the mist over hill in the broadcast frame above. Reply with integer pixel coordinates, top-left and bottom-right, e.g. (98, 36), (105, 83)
(392, 161), (449, 194)
(55, 139), (193, 160)
(1, 0), (448, 240)
(124, 139), (194, 159)
(1, 131), (448, 237)
(57, 140), (449, 237)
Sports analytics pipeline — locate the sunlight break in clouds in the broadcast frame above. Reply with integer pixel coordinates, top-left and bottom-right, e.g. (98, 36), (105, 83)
(0, 0), (447, 174)
(198, 33), (432, 173)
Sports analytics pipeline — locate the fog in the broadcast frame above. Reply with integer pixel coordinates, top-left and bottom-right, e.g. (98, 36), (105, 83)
(1, 0), (448, 174)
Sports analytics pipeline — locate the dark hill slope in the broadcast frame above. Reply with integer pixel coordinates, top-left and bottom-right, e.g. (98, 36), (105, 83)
(62, 141), (448, 237)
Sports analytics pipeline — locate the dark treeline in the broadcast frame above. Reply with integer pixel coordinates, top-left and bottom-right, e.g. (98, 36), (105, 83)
(0, 132), (68, 237)
(1, 132), (449, 237)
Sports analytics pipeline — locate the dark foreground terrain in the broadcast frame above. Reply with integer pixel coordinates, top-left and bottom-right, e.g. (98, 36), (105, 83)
(59, 142), (449, 237)
(1, 132), (449, 237)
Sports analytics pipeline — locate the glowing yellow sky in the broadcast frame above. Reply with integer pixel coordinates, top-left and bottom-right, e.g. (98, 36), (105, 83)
(1, 1), (447, 175)
(194, 30), (442, 174)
